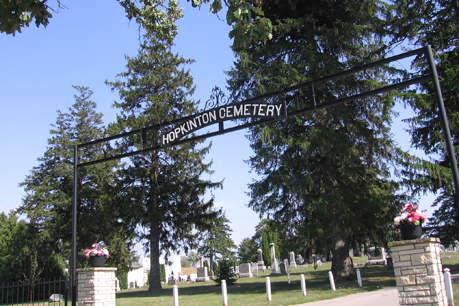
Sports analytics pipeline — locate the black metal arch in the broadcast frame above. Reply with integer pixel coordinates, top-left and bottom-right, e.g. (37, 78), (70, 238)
(70, 45), (459, 305)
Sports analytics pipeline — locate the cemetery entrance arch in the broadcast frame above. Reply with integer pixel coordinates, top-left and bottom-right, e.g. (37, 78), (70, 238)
(70, 46), (459, 304)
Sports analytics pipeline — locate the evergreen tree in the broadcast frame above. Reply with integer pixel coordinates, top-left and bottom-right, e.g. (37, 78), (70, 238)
(261, 231), (271, 267)
(237, 238), (258, 263)
(198, 210), (237, 269)
(106, 0), (220, 290)
(0, 211), (63, 284)
(214, 259), (237, 286)
(227, 0), (404, 280)
(18, 86), (136, 276)
(388, 0), (459, 245)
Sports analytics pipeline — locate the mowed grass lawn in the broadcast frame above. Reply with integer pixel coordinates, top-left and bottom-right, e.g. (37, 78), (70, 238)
(116, 253), (459, 306)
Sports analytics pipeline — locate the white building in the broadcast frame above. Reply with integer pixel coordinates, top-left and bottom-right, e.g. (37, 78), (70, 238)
(127, 254), (182, 288)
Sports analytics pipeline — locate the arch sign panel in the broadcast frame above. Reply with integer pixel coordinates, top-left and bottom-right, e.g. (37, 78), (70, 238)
(161, 101), (287, 146)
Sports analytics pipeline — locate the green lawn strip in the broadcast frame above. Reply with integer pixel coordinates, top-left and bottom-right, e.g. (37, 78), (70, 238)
(116, 254), (459, 306)
(116, 258), (398, 306)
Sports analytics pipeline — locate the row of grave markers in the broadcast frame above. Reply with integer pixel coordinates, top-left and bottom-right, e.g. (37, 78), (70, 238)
(171, 267), (455, 306)
(171, 270), (358, 306)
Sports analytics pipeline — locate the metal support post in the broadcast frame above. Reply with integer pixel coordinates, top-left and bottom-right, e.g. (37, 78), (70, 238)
(426, 45), (459, 206)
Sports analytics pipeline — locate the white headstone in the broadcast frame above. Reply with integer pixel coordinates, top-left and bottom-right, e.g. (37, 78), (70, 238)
(196, 267), (209, 282)
(239, 263), (253, 278)
(289, 252), (297, 268)
(200, 256), (204, 268)
(270, 243), (279, 274)
(252, 262), (259, 276)
(257, 249), (266, 270)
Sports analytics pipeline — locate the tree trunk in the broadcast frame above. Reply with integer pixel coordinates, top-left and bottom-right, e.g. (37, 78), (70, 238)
(148, 219), (162, 291)
(330, 224), (356, 281)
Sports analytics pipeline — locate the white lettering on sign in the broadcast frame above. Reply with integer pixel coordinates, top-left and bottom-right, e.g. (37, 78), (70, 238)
(161, 102), (285, 146)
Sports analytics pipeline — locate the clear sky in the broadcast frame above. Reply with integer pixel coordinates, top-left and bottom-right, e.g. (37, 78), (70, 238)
(0, 0), (437, 257)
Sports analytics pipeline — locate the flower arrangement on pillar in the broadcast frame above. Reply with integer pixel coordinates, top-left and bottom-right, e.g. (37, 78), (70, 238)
(394, 204), (428, 240)
(83, 241), (110, 267)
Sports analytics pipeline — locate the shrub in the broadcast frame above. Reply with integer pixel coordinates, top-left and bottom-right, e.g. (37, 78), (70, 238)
(160, 264), (166, 283)
(214, 259), (237, 286)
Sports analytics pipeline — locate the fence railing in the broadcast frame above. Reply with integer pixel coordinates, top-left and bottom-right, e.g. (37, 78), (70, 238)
(0, 277), (68, 306)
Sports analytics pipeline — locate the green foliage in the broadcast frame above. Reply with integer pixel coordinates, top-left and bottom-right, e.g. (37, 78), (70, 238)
(212, 261), (219, 274)
(237, 237), (257, 263)
(227, 0), (405, 281)
(0, 211), (64, 284)
(214, 259), (237, 286)
(17, 86), (137, 275)
(387, 0), (459, 244)
(105, 11), (221, 291)
(119, 0), (272, 50)
(197, 210), (237, 269)
(187, 252), (200, 268)
(160, 264), (166, 283)
(261, 232), (271, 267)
(181, 256), (191, 268)
(0, 0), (55, 35)
(119, 270), (128, 290)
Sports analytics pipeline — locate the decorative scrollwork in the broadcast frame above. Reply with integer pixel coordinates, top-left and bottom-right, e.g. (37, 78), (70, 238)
(202, 86), (233, 111)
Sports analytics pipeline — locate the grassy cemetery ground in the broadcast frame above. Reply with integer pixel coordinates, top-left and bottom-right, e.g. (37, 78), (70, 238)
(116, 254), (459, 306)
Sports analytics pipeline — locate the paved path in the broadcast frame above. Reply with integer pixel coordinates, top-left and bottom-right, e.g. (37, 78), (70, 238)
(293, 274), (459, 306)
(293, 287), (399, 306)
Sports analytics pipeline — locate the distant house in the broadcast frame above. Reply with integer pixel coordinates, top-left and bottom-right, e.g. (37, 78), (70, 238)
(127, 264), (145, 289)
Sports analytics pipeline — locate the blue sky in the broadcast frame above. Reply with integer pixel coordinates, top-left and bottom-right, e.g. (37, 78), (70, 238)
(0, 0), (436, 254)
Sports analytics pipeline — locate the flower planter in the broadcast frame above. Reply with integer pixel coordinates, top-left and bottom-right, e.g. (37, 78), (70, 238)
(90, 256), (106, 267)
(399, 223), (422, 240)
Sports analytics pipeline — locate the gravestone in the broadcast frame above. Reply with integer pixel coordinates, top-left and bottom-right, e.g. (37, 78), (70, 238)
(49, 294), (64, 302)
(239, 263), (253, 278)
(252, 262), (259, 276)
(167, 275), (177, 285)
(312, 254), (322, 268)
(235, 265), (240, 274)
(257, 249), (266, 270)
(296, 254), (304, 265)
(279, 262), (286, 274)
(270, 243), (280, 274)
(115, 278), (121, 291)
(289, 252), (297, 268)
(366, 247), (386, 265)
(284, 259), (290, 283)
(196, 267), (209, 282)
(199, 256), (204, 268)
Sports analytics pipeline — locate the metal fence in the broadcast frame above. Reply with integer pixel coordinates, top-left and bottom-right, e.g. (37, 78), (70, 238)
(0, 277), (68, 306)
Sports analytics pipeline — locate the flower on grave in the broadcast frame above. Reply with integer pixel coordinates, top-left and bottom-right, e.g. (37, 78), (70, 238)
(83, 241), (110, 258)
(394, 203), (428, 227)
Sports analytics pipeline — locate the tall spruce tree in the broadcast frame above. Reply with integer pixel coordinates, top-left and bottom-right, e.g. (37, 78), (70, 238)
(388, 0), (459, 245)
(18, 86), (136, 274)
(197, 210), (237, 269)
(106, 0), (221, 290)
(227, 0), (404, 280)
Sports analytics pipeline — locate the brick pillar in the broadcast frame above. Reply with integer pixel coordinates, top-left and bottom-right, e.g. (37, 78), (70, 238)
(77, 267), (117, 306)
(388, 237), (447, 306)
